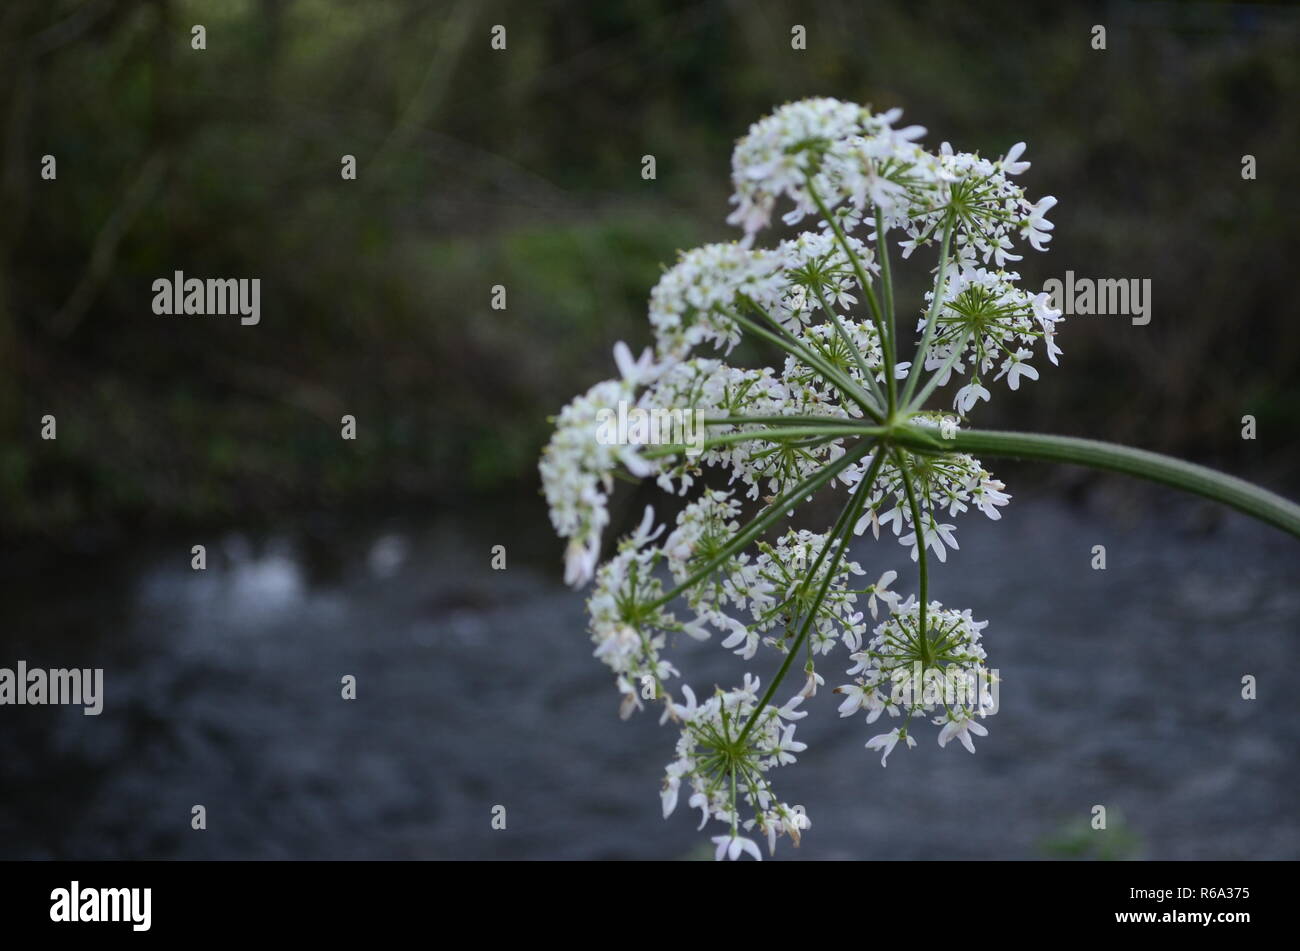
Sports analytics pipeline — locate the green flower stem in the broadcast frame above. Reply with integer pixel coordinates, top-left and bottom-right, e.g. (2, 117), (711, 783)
(705, 414), (867, 427)
(730, 307), (884, 421)
(900, 217), (955, 409)
(736, 447), (886, 746)
(641, 425), (884, 460)
(893, 445), (930, 661)
(905, 327), (974, 414)
(644, 437), (876, 612)
(729, 766), (738, 837)
(876, 209), (896, 362)
(894, 425), (1300, 539)
(806, 181), (895, 412)
(810, 284), (890, 411)
(735, 294), (884, 416)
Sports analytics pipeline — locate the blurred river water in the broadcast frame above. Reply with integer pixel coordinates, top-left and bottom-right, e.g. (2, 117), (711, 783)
(1, 489), (1297, 860)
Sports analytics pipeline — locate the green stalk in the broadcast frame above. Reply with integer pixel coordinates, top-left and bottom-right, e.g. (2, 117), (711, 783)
(900, 217), (954, 409)
(893, 446), (930, 660)
(906, 327), (974, 414)
(730, 307), (883, 422)
(644, 437), (874, 611)
(640, 425), (881, 460)
(705, 414), (864, 427)
(876, 209), (896, 363)
(894, 426), (1300, 539)
(734, 294), (884, 417)
(736, 447), (886, 746)
(806, 181), (894, 413)
(812, 284), (889, 410)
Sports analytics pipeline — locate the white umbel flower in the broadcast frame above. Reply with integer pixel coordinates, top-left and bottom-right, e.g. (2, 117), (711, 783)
(712, 834), (763, 862)
(865, 727), (917, 767)
(542, 98), (1061, 855)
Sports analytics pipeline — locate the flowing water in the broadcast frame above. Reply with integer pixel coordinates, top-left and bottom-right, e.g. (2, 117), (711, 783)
(2, 488), (1297, 860)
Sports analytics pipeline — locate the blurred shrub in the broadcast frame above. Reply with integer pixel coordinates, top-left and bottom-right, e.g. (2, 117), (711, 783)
(0, 0), (1295, 538)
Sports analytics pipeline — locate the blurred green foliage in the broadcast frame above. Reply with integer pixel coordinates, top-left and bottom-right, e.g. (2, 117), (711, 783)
(1039, 812), (1143, 861)
(1, 0), (1296, 539)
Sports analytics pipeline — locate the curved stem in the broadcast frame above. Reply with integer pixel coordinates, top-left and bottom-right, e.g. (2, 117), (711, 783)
(895, 426), (1300, 539)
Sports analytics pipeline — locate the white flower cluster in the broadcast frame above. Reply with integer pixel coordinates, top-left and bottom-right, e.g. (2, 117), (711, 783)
(836, 597), (997, 766)
(649, 244), (781, 362)
(540, 99), (1061, 857)
(539, 378), (639, 587)
(918, 265), (1064, 415)
(727, 98), (934, 241)
(664, 489), (903, 662)
(766, 231), (875, 331)
(647, 358), (846, 501)
(585, 506), (683, 720)
(661, 674), (811, 861)
(902, 141), (1057, 265)
(784, 317), (885, 405)
(854, 433), (1012, 563)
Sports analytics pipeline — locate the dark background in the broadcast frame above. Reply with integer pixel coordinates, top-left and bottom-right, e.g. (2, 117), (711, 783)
(0, 0), (1296, 860)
